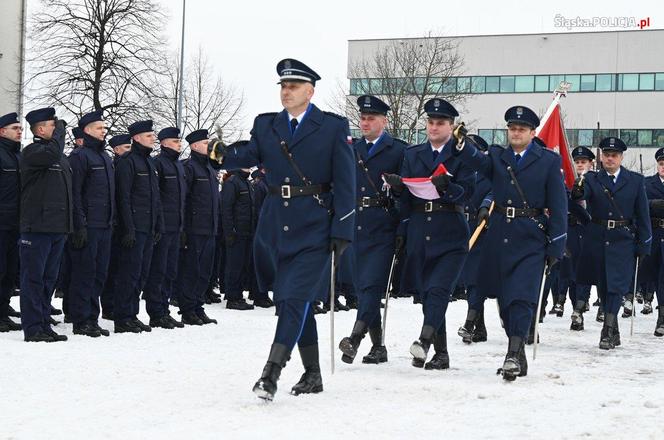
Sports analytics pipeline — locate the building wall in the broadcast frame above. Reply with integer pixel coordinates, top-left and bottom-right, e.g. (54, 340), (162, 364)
(0, 0), (25, 115)
(347, 29), (664, 157)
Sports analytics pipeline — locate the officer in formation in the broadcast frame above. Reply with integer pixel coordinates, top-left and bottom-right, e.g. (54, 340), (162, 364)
(20, 108), (73, 342)
(113, 120), (163, 333)
(572, 137), (651, 349)
(641, 148), (664, 336)
(337, 95), (405, 365)
(222, 58), (355, 401)
(454, 106), (567, 381)
(174, 129), (219, 325)
(248, 166), (274, 308)
(142, 127), (186, 329)
(457, 134), (492, 344)
(0, 113), (21, 333)
(385, 99), (476, 370)
(221, 165), (257, 311)
(67, 110), (114, 337)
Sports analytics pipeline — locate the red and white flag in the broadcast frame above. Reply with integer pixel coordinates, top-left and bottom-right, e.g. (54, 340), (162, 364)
(536, 92), (575, 189)
(396, 164), (450, 200)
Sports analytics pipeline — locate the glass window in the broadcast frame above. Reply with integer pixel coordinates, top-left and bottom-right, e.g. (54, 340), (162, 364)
(442, 77), (457, 93)
(549, 75), (565, 91)
(515, 76), (534, 92)
(578, 129), (594, 146)
(638, 130), (653, 146)
(596, 74), (614, 91)
(478, 129), (493, 143)
(413, 78), (425, 94)
(566, 129), (578, 147)
(485, 76), (500, 93)
(565, 74), (580, 92)
(471, 76), (485, 93)
(580, 75), (596, 91)
(457, 77), (471, 93)
(500, 76), (515, 93)
(619, 74), (639, 91)
(656, 73), (664, 91)
(620, 129), (638, 146)
(653, 130), (664, 147)
(639, 73), (655, 90)
(595, 129), (619, 146)
(493, 129), (506, 145)
(369, 79), (383, 94)
(535, 75), (549, 92)
(427, 78), (442, 94)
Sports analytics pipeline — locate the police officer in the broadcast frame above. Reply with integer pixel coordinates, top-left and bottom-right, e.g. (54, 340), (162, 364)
(337, 95), (406, 365)
(572, 137), (651, 349)
(142, 127), (186, 329)
(457, 134), (493, 344)
(637, 147), (664, 337)
(226, 59), (354, 401)
(67, 110), (115, 337)
(174, 129), (219, 325)
(248, 167), (274, 308)
(100, 134), (132, 320)
(19, 108), (73, 342)
(221, 166), (256, 310)
(113, 120), (164, 333)
(454, 105), (567, 380)
(384, 98), (475, 370)
(0, 113), (22, 333)
(566, 146), (594, 331)
(71, 127), (85, 151)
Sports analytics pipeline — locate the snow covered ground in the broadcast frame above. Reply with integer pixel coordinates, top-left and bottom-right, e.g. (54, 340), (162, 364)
(1, 293), (663, 440)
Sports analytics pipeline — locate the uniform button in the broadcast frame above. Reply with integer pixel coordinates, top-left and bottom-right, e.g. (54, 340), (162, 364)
(357, 226), (362, 231)
(358, 207), (363, 212)
(605, 241), (609, 246)
(427, 216), (432, 221)
(510, 180), (515, 185)
(507, 199), (512, 204)
(283, 226), (289, 232)
(506, 219), (511, 223)
(283, 201), (289, 207)
(361, 187), (366, 192)
(425, 236), (430, 241)
(608, 212), (613, 216)
(284, 177), (290, 183)
(504, 238), (508, 243)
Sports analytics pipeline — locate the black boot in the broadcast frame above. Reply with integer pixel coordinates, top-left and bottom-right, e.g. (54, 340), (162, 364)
(622, 294), (634, 318)
(596, 307), (605, 323)
(518, 343), (528, 377)
(197, 310), (218, 325)
(252, 343), (290, 401)
(526, 316), (539, 345)
(498, 336), (523, 381)
(457, 308), (477, 344)
(410, 325), (435, 367)
(345, 296), (358, 310)
(0, 317), (22, 332)
(570, 300), (585, 331)
(181, 312), (204, 326)
(73, 322), (102, 338)
(291, 344), (323, 396)
(654, 307), (664, 337)
(472, 309), (487, 343)
(552, 295), (565, 317)
(362, 326), (388, 364)
(642, 291), (654, 315)
(7, 305), (20, 318)
(150, 315), (176, 329)
(599, 313), (616, 350)
(424, 331), (450, 370)
(339, 320), (367, 364)
(132, 318), (152, 332)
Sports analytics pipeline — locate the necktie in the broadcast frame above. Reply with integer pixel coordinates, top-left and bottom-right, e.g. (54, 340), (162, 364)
(432, 149), (440, 162)
(290, 118), (298, 134)
(611, 175), (616, 185)
(515, 153), (521, 164)
(366, 142), (374, 156)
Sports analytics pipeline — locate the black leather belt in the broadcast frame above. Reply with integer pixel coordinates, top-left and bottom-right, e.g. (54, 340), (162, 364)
(652, 217), (664, 228)
(357, 196), (388, 208)
(495, 205), (543, 218)
(268, 183), (330, 198)
(413, 201), (464, 214)
(592, 218), (630, 229)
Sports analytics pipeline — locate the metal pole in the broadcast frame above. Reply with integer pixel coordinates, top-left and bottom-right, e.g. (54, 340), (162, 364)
(176, 0), (186, 131)
(329, 250), (336, 375)
(18, 0), (28, 118)
(532, 265), (548, 360)
(380, 253), (398, 346)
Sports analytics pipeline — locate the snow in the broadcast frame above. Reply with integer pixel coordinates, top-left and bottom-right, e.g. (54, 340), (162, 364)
(2, 293), (663, 440)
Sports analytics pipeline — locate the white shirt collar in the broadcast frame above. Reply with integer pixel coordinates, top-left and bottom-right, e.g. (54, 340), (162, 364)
(430, 143), (444, 153)
(288, 111), (306, 125)
(607, 168), (621, 180)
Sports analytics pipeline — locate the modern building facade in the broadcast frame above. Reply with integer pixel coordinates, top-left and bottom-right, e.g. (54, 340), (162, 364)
(347, 29), (664, 169)
(0, 0), (26, 115)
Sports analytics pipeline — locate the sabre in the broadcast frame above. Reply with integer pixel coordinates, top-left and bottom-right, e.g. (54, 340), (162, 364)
(329, 250), (336, 375)
(532, 264), (549, 360)
(380, 253), (399, 346)
(468, 201), (495, 251)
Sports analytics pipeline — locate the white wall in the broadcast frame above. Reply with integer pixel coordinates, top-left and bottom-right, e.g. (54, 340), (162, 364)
(0, 0), (24, 114)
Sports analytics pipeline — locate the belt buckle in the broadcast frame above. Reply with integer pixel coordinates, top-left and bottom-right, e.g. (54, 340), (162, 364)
(465, 213), (470, 221)
(362, 197), (371, 208)
(658, 219), (664, 228)
(607, 219), (616, 229)
(506, 207), (516, 218)
(425, 201), (433, 212)
(281, 185), (291, 199)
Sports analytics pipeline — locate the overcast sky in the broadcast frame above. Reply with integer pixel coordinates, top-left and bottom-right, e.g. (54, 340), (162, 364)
(146, 1), (662, 134)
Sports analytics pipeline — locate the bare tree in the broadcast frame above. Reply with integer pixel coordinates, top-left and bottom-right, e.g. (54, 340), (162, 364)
(330, 32), (467, 144)
(25, 0), (168, 131)
(152, 48), (244, 148)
